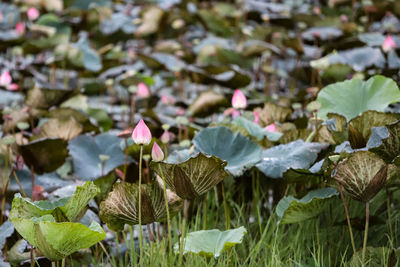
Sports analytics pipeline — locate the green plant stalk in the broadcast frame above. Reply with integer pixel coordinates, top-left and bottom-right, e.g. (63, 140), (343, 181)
(386, 188), (394, 245)
(158, 165), (173, 266)
(338, 186), (356, 254)
(221, 182), (230, 229)
(61, 258), (65, 267)
(362, 201), (370, 264)
(138, 145), (144, 267)
(178, 200), (188, 266)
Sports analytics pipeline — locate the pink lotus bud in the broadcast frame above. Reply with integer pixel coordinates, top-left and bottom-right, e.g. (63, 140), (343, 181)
(340, 14), (348, 23)
(253, 111), (259, 124)
(132, 119), (152, 145)
(232, 89), (247, 109)
(0, 71), (12, 86)
(27, 7), (40, 21)
(7, 83), (19, 91)
(160, 130), (170, 144)
(151, 142), (164, 162)
(265, 123), (277, 132)
(161, 94), (176, 105)
(136, 82), (150, 98)
(382, 35), (396, 52)
(15, 22), (25, 35)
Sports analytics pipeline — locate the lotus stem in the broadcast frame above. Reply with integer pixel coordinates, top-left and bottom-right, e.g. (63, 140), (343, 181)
(138, 145), (144, 267)
(158, 165), (173, 267)
(13, 169), (26, 197)
(61, 258), (65, 267)
(338, 186), (356, 254)
(362, 201), (370, 264)
(178, 200), (188, 266)
(123, 138), (129, 182)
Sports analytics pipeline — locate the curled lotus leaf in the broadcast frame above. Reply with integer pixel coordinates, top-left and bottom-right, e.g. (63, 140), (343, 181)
(368, 121), (400, 163)
(99, 182), (183, 231)
(39, 117), (83, 141)
(151, 153), (229, 200)
(254, 102), (291, 126)
(334, 151), (388, 202)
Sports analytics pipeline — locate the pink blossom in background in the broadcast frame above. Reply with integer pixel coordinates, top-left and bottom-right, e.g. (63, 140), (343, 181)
(160, 130), (170, 144)
(382, 35), (396, 52)
(161, 94), (176, 105)
(151, 142), (164, 162)
(136, 82), (150, 98)
(15, 22), (25, 35)
(223, 107), (240, 118)
(265, 123), (277, 132)
(231, 89), (247, 109)
(132, 119), (152, 145)
(27, 7), (40, 20)
(253, 111), (259, 124)
(0, 71), (12, 86)
(8, 83), (19, 91)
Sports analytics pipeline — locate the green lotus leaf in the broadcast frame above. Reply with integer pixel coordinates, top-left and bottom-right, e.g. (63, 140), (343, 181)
(334, 151), (387, 202)
(19, 138), (69, 174)
(151, 153), (229, 199)
(11, 216), (105, 261)
(39, 117), (83, 141)
(26, 86), (73, 110)
(68, 133), (130, 180)
(256, 140), (328, 179)
(232, 117), (282, 141)
(99, 182), (183, 231)
(368, 121), (400, 163)
(193, 127), (262, 176)
(10, 182), (99, 223)
(276, 188), (338, 224)
(174, 226), (247, 258)
(317, 75), (400, 121)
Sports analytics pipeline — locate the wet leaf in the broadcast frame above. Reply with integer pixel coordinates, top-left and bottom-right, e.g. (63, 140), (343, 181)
(256, 140), (328, 179)
(193, 127), (262, 176)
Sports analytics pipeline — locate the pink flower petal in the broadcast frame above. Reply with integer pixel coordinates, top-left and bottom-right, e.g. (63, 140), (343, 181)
(151, 142), (164, 162)
(132, 119), (152, 145)
(27, 7), (40, 21)
(232, 89), (247, 109)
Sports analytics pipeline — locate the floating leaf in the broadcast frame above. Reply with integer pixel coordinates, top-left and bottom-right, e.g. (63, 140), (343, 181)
(39, 118), (83, 141)
(334, 151), (387, 202)
(19, 138), (68, 174)
(256, 140), (328, 179)
(188, 90), (227, 117)
(151, 153), (229, 199)
(193, 127), (262, 176)
(254, 102), (291, 126)
(276, 188), (338, 224)
(174, 226), (247, 258)
(99, 182), (183, 231)
(317, 75), (400, 121)
(68, 133), (129, 180)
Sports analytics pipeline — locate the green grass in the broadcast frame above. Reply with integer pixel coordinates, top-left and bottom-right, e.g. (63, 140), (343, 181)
(68, 180), (399, 267)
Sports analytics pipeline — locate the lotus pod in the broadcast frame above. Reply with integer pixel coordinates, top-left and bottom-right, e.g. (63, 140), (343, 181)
(151, 153), (229, 200)
(99, 182), (183, 231)
(334, 151), (388, 202)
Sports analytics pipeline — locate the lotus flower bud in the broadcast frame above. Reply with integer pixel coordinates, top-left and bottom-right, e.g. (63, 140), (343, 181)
(27, 7), (40, 21)
(136, 82), (150, 98)
(7, 83), (18, 91)
(151, 142), (164, 162)
(253, 111), (259, 124)
(382, 35), (396, 52)
(231, 89), (247, 109)
(160, 130), (170, 144)
(265, 123), (277, 132)
(15, 22), (25, 35)
(0, 71), (12, 86)
(132, 119), (152, 145)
